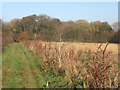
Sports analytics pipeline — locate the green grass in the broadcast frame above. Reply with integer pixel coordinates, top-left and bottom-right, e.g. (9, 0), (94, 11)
(2, 43), (46, 88)
(2, 43), (78, 88)
(3, 43), (106, 88)
(2, 43), (73, 88)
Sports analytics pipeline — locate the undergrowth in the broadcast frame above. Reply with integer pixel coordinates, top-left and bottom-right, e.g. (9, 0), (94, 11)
(4, 41), (117, 88)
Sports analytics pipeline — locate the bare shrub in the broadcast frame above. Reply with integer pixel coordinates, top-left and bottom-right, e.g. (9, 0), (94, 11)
(79, 43), (119, 88)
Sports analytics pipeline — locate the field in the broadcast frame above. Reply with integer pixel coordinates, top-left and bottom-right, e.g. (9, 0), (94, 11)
(23, 40), (118, 62)
(23, 40), (118, 53)
(2, 41), (119, 88)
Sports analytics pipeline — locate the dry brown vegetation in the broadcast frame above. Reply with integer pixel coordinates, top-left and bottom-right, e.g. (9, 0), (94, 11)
(22, 40), (119, 88)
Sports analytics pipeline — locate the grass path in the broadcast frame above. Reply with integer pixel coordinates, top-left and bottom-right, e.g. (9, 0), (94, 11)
(2, 43), (46, 88)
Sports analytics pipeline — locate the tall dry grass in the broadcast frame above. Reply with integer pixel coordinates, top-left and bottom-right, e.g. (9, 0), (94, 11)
(22, 40), (119, 88)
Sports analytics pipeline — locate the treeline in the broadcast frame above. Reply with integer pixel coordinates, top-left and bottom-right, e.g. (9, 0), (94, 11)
(1, 14), (120, 49)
